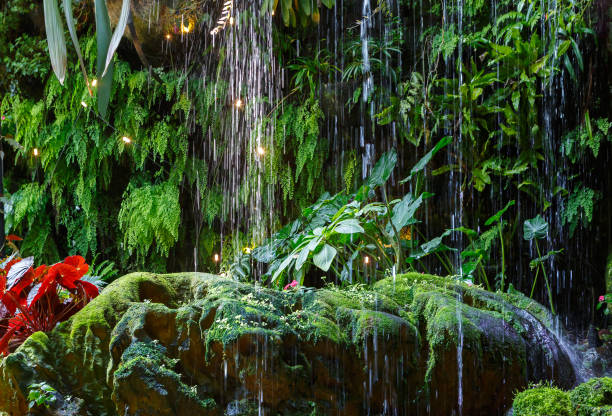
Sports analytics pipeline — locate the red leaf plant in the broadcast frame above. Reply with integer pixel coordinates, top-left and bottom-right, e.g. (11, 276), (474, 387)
(0, 255), (99, 355)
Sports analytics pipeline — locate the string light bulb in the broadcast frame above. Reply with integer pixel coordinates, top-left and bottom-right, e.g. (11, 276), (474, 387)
(166, 34), (171, 40)
(181, 21), (193, 33)
(90, 79), (97, 87)
(244, 247), (252, 254)
(234, 98), (243, 108)
(213, 253), (220, 262)
(122, 136), (131, 144)
(229, 16), (235, 25)
(80, 101), (88, 108)
(33, 148), (39, 157)
(256, 146), (265, 156)
(363, 256), (370, 265)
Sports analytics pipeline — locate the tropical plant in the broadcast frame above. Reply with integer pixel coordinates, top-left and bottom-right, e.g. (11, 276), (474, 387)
(243, 137), (452, 286)
(287, 49), (340, 98)
(523, 215), (560, 314)
(262, 0), (334, 27)
(454, 200), (516, 291)
(0, 254), (100, 354)
(27, 382), (57, 410)
(43, 0), (131, 117)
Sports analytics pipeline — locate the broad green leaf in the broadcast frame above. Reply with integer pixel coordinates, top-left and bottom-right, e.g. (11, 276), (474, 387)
(461, 257), (481, 276)
(357, 203), (386, 216)
(400, 136), (452, 184)
(321, 0), (334, 8)
(95, 0), (114, 117)
(313, 244), (337, 272)
(63, 0), (90, 90)
(271, 254), (294, 282)
(295, 236), (321, 271)
(387, 192), (429, 233)
(523, 215), (548, 240)
(43, 0), (67, 85)
(471, 167), (491, 192)
(420, 230), (453, 254)
(295, 247), (309, 271)
(366, 149), (397, 189)
(334, 218), (364, 234)
(484, 200), (515, 226)
(103, 0), (130, 77)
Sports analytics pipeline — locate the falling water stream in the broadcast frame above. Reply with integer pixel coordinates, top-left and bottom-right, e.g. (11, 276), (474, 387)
(120, 0), (609, 413)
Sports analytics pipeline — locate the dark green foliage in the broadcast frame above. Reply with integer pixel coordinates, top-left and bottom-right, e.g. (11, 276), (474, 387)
(513, 384), (572, 416)
(514, 378), (612, 416)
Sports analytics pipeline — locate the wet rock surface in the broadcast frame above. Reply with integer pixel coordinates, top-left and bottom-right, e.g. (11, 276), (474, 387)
(0, 272), (577, 415)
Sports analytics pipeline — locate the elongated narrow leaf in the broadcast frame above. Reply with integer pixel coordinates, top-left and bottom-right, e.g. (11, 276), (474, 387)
(103, 0), (130, 77)
(334, 218), (364, 234)
(271, 254), (294, 282)
(95, 0), (114, 117)
(43, 0), (67, 85)
(366, 149), (398, 189)
(63, 0), (91, 94)
(484, 200), (515, 226)
(401, 136), (452, 184)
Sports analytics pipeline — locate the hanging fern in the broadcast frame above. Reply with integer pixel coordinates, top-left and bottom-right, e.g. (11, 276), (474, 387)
(118, 181), (181, 258)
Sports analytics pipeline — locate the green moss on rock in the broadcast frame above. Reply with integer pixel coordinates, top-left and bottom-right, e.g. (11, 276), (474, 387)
(0, 272), (576, 415)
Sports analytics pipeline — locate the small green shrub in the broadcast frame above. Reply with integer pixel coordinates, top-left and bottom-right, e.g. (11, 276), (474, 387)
(569, 377), (612, 416)
(513, 385), (571, 416)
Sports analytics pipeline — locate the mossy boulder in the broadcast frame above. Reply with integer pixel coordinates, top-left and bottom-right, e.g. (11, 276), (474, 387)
(0, 272), (576, 415)
(513, 377), (612, 416)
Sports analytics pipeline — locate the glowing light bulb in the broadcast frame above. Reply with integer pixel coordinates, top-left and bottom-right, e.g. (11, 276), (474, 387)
(244, 247), (252, 254)
(364, 256), (370, 265)
(166, 34), (171, 40)
(33, 148), (39, 157)
(90, 79), (97, 87)
(234, 98), (243, 108)
(122, 136), (131, 144)
(213, 253), (220, 262)
(256, 146), (265, 156)
(272, 10), (275, 16)
(80, 101), (88, 108)
(229, 16), (234, 25)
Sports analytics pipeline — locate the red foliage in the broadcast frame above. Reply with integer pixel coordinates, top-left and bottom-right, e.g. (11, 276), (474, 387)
(0, 255), (98, 355)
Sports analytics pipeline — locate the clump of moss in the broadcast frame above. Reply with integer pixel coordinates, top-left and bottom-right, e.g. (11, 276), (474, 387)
(569, 377), (612, 416)
(514, 378), (612, 416)
(513, 384), (572, 416)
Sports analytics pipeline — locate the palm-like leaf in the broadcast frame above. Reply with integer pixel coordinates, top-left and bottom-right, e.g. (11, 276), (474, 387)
(103, 0), (130, 77)
(63, 0), (92, 95)
(43, 0), (67, 85)
(95, 0), (114, 117)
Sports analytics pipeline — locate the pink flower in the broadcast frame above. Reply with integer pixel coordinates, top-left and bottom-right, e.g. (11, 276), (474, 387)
(599, 295), (605, 303)
(1, 116), (4, 121)
(283, 280), (298, 290)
